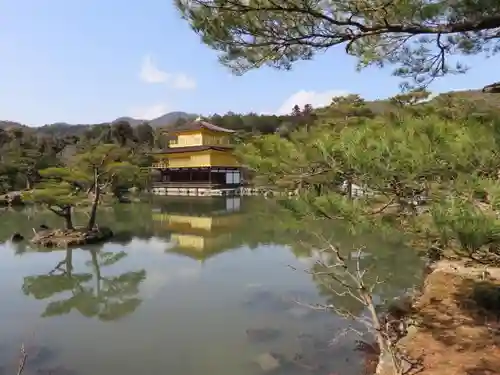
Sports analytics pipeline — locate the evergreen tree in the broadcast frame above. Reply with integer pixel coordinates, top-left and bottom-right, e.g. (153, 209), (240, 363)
(176, 0), (500, 88)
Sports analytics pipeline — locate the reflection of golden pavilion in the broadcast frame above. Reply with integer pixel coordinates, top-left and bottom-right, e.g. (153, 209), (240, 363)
(152, 197), (242, 260)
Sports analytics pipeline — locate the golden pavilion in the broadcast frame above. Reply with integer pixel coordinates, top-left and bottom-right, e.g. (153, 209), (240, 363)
(150, 119), (242, 196)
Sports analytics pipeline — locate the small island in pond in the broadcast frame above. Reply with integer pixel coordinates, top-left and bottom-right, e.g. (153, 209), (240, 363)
(21, 143), (142, 247)
(31, 227), (113, 248)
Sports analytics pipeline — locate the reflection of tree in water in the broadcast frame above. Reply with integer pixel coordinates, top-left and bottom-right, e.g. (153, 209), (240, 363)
(309, 240), (423, 317)
(107, 203), (168, 239)
(255, 203), (424, 318)
(11, 197), (422, 321)
(226, 199), (306, 250)
(22, 247), (146, 321)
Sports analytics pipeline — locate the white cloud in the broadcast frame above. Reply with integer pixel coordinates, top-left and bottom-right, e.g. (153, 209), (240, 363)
(419, 91), (438, 103)
(140, 55), (169, 84)
(140, 265), (201, 299)
(139, 54), (196, 90)
(126, 237), (173, 253)
(276, 89), (349, 115)
(172, 73), (197, 90)
(129, 103), (170, 120)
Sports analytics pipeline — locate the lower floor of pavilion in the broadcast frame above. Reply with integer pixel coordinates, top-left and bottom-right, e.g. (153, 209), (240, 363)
(151, 166), (242, 188)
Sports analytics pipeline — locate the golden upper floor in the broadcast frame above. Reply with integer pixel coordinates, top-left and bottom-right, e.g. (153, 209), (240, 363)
(167, 120), (235, 148)
(150, 120), (240, 169)
(151, 146), (240, 168)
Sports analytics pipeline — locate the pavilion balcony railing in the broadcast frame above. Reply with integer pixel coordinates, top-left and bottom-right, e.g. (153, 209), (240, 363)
(151, 181), (241, 188)
(151, 162), (168, 168)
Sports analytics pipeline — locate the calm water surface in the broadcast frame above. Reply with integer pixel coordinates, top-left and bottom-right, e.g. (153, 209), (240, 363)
(0, 197), (423, 375)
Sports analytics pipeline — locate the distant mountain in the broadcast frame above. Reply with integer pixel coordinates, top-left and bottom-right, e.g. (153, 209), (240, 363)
(0, 120), (25, 130)
(3, 86), (500, 136)
(111, 111), (196, 128)
(111, 117), (144, 127)
(0, 111), (197, 137)
(149, 112), (196, 128)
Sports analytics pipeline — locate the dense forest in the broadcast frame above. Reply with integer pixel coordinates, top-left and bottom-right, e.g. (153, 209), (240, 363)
(1, 88), (500, 196)
(0, 100), (329, 194)
(234, 86), (500, 280)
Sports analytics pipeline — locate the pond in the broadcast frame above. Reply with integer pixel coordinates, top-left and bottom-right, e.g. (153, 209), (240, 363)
(0, 197), (424, 375)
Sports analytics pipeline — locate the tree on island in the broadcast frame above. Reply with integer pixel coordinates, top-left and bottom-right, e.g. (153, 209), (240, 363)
(176, 0), (499, 88)
(23, 144), (142, 244)
(74, 144), (141, 231)
(24, 175), (83, 231)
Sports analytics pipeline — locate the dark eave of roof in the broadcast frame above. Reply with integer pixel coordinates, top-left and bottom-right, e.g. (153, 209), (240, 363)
(150, 145), (234, 154)
(168, 120), (236, 134)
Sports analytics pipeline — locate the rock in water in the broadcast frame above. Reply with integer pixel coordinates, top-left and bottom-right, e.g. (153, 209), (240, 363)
(11, 233), (24, 242)
(25, 344), (54, 365)
(243, 290), (294, 312)
(254, 352), (281, 372)
(246, 328), (282, 343)
(287, 306), (311, 319)
(36, 366), (76, 375)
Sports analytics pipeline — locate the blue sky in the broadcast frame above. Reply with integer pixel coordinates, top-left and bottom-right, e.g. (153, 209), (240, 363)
(0, 1), (498, 126)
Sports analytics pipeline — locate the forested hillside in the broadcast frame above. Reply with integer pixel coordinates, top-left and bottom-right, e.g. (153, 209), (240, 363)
(1, 88), (499, 196)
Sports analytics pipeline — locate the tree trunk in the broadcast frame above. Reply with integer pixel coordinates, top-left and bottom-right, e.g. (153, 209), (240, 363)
(49, 205), (74, 230)
(65, 248), (73, 277)
(87, 168), (100, 231)
(363, 291), (402, 375)
(347, 176), (353, 199)
(90, 250), (102, 295)
(63, 206), (74, 230)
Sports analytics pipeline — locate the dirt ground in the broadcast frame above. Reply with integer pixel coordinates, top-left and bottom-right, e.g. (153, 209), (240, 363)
(399, 262), (500, 375)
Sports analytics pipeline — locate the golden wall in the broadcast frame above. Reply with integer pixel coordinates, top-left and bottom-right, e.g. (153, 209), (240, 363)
(169, 129), (231, 148)
(153, 150), (239, 168)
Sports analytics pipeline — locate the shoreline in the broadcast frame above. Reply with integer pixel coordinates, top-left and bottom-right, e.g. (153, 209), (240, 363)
(378, 259), (500, 375)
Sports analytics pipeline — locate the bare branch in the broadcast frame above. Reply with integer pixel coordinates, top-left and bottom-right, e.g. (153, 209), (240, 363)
(17, 344), (27, 375)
